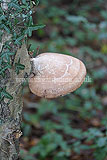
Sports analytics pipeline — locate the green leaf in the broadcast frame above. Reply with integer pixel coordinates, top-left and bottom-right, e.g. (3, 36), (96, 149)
(0, 15), (6, 21)
(35, 0), (39, 6)
(8, 2), (21, 10)
(94, 147), (107, 160)
(29, 145), (40, 154)
(22, 0), (27, 4)
(30, 24), (46, 31)
(2, 91), (13, 100)
(14, 35), (24, 45)
(97, 137), (107, 147)
(0, 24), (10, 33)
(15, 58), (25, 74)
(1, 87), (13, 100)
(0, 30), (3, 41)
(16, 63), (25, 70)
(25, 24), (46, 37)
(1, 51), (15, 63)
(67, 15), (88, 24)
(0, 64), (11, 75)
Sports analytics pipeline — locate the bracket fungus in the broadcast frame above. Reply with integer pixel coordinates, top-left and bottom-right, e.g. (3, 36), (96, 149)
(29, 53), (86, 98)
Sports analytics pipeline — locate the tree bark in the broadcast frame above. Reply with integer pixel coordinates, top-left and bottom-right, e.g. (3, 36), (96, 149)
(0, 1), (31, 159)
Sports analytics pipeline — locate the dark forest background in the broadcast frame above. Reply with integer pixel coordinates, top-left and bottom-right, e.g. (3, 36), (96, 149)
(20, 0), (107, 160)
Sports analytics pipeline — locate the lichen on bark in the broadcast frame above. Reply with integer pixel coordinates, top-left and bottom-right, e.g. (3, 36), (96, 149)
(0, 42), (31, 159)
(0, 1), (31, 159)
(0, 0), (44, 158)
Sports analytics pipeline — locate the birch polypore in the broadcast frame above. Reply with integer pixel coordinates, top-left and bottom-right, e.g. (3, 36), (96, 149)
(29, 53), (86, 98)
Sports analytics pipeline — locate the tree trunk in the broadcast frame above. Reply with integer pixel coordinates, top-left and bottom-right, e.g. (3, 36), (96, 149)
(0, 1), (31, 159)
(0, 44), (31, 160)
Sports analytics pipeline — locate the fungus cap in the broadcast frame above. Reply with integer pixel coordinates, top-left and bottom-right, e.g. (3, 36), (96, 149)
(29, 53), (86, 98)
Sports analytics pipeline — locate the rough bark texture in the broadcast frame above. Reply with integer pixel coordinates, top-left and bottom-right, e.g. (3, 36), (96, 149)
(0, 1), (31, 159)
(0, 43), (31, 159)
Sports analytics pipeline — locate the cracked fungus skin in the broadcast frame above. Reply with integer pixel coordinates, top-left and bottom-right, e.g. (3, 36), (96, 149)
(29, 53), (86, 98)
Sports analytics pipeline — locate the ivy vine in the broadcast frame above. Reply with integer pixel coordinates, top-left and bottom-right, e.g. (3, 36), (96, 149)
(0, 0), (45, 100)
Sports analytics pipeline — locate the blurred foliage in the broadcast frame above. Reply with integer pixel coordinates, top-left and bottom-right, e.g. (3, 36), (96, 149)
(20, 0), (107, 160)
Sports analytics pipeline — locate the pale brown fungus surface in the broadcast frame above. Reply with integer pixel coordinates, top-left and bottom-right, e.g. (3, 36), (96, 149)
(29, 53), (86, 98)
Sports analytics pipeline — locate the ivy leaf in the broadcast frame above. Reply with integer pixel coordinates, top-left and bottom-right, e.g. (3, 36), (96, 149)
(3, 42), (12, 49)
(67, 15), (88, 24)
(30, 24), (46, 31)
(28, 16), (33, 26)
(25, 24), (46, 37)
(22, 0), (27, 4)
(14, 35), (25, 45)
(1, 51), (15, 63)
(8, 2), (21, 10)
(0, 31), (3, 41)
(35, 0), (40, 6)
(2, 90), (13, 100)
(0, 87), (13, 100)
(0, 24), (10, 33)
(0, 8), (3, 14)
(0, 15), (6, 21)
(0, 64), (11, 75)
(97, 137), (107, 147)
(15, 58), (25, 74)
